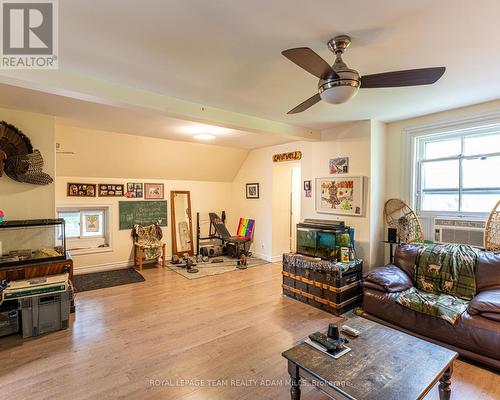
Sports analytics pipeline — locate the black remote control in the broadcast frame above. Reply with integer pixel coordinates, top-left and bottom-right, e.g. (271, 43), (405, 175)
(308, 332), (347, 352)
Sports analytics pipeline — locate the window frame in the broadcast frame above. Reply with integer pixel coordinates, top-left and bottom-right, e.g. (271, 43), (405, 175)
(415, 132), (500, 214)
(57, 204), (113, 255)
(402, 111), (500, 219)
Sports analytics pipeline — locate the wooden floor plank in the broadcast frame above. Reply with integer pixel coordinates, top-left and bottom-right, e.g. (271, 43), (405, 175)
(0, 263), (498, 400)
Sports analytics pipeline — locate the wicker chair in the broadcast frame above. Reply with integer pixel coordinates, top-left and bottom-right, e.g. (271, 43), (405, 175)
(383, 198), (424, 243)
(132, 223), (166, 271)
(485, 199), (500, 252)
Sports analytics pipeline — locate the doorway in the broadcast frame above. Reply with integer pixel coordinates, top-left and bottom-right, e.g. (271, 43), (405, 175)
(272, 162), (301, 258)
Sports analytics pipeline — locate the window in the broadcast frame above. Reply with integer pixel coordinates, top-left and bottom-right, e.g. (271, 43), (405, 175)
(415, 131), (500, 214)
(57, 207), (111, 253)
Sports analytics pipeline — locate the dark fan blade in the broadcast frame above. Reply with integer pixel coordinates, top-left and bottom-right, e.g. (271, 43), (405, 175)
(282, 48), (338, 79)
(287, 93), (321, 114)
(360, 67), (445, 88)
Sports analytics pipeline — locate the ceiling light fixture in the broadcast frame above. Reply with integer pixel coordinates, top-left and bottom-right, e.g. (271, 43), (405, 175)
(194, 133), (216, 141)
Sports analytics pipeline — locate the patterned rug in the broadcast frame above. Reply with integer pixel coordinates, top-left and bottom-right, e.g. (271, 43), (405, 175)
(73, 268), (145, 292)
(168, 256), (269, 279)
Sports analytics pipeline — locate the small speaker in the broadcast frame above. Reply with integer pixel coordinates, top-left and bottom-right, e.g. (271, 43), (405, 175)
(388, 228), (398, 243)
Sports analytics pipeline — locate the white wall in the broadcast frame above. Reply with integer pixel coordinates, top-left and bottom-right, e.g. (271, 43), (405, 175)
(229, 141), (310, 261)
(369, 120), (387, 267)
(56, 176), (232, 273)
(302, 121), (373, 263)
(56, 125), (248, 182)
(229, 120), (387, 268)
(386, 99), (500, 200)
(0, 107), (55, 219)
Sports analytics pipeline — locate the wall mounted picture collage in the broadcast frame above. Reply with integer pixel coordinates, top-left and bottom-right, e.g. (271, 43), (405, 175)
(67, 182), (165, 199)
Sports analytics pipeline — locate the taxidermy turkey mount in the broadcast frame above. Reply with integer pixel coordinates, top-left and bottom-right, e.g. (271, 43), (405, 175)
(282, 35), (446, 114)
(0, 121), (53, 185)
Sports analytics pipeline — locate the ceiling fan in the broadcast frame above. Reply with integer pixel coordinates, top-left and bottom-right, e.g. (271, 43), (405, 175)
(282, 35), (445, 114)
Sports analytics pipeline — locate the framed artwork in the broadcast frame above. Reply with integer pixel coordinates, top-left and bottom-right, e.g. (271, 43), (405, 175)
(85, 214), (100, 232)
(145, 183), (164, 199)
(67, 183), (96, 197)
(303, 180), (311, 191)
(99, 184), (124, 197)
(246, 183), (259, 199)
(305, 190), (312, 198)
(125, 182), (143, 198)
(329, 157), (349, 174)
(315, 176), (364, 216)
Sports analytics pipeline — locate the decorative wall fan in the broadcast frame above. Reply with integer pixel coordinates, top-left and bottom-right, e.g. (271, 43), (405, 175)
(282, 35), (446, 114)
(0, 121), (53, 185)
(384, 198), (424, 244)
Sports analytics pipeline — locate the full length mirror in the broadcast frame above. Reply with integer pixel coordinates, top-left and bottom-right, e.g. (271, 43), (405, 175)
(170, 191), (194, 256)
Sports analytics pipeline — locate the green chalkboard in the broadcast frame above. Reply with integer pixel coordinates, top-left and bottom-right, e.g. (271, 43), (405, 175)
(119, 201), (168, 230)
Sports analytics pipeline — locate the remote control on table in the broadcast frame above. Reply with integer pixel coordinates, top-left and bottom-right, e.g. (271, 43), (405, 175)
(341, 325), (360, 337)
(308, 332), (348, 352)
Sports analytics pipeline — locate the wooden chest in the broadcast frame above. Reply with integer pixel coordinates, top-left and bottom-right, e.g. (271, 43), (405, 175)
(282, 253), (362, 316)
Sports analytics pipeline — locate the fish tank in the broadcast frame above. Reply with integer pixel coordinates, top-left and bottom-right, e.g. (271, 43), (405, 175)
(297, 219), (353, 260)
(0, 219), (67, 267)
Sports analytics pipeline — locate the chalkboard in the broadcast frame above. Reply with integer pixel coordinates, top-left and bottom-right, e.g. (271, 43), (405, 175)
(119, 201), (168, 230)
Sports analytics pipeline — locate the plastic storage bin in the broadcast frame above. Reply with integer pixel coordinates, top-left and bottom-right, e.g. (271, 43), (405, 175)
(0, 301), (19, 337)
(19, 287), (72, 338)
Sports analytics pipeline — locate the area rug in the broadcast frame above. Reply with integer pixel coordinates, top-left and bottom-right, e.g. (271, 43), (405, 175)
(73, 268), (145, 292)
(168, 256), (269, 279)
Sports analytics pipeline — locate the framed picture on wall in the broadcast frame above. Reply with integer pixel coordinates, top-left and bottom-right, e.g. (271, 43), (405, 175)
(303, 180), (311, 191)
(145, 183), (164, 199)
(67, 183), (96, 197)
(246, 183), (259, 199)
(329, 157), (349, 174)
(99, 184), (124, 197)
(125, 182), (143, 198)
(315, 176), (364, 216)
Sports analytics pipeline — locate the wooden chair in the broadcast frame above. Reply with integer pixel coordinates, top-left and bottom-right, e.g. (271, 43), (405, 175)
(132, 224), (166, 271)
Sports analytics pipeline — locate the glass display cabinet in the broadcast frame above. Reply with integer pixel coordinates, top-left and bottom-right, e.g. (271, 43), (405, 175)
(0, 219), (67, 267)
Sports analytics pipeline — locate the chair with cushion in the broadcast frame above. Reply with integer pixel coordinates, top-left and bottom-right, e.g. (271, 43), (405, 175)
(132, 223), (166, 271)
(363, 243), (500, 370)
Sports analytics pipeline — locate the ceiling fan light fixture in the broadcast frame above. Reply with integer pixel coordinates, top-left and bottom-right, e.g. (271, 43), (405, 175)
(319, 84), (359, 104)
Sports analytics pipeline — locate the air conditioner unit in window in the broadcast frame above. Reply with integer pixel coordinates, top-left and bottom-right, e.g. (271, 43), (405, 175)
(433, 218), (485, 248)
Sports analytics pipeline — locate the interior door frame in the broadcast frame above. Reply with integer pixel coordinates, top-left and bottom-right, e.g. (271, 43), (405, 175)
(170, 190), (195, 257)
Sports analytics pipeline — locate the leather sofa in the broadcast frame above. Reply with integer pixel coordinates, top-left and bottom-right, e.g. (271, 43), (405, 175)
(363, 244), (500, 370)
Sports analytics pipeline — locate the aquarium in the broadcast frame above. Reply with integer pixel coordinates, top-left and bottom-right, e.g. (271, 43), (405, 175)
(297, 219), (353, 260)
(0, 219), (66, 267)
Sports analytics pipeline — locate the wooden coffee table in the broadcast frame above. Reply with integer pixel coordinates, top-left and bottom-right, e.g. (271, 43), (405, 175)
(282, 317), (457, 400)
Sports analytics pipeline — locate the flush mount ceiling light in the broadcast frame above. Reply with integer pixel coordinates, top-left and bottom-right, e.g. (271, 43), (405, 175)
(194, 133), (216, 141)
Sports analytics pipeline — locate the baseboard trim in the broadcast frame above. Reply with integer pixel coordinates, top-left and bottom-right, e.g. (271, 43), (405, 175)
(74, 260), (156, 275)
(252, 252), (274, 262)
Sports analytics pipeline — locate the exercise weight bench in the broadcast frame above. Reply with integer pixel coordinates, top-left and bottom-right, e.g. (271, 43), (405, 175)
(203, 212), (255, 258)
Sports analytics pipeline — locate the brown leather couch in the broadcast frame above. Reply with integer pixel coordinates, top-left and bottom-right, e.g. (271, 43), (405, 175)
(363, 244), (500, 370)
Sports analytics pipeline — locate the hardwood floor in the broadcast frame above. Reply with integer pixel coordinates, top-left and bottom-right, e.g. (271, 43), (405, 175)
(0, 263), (498, 400)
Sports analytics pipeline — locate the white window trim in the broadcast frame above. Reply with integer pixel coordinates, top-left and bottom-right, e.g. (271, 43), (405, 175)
(401, 110), (500, 219)
(57, 203), (113, 255)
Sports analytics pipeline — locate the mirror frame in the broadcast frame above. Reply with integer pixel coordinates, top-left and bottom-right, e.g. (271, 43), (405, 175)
(170, 190), (194, 257)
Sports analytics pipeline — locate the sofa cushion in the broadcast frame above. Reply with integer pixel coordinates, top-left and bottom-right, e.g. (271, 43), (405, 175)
(364, 265), (413, 292)
(476, 251), (500, 292)
(395, 287), (469, 325)
(394, 244), (423, 279)
(363, 288), (500, 364)
(468, 290), (500, 315)
(415, 243), (479, 300)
